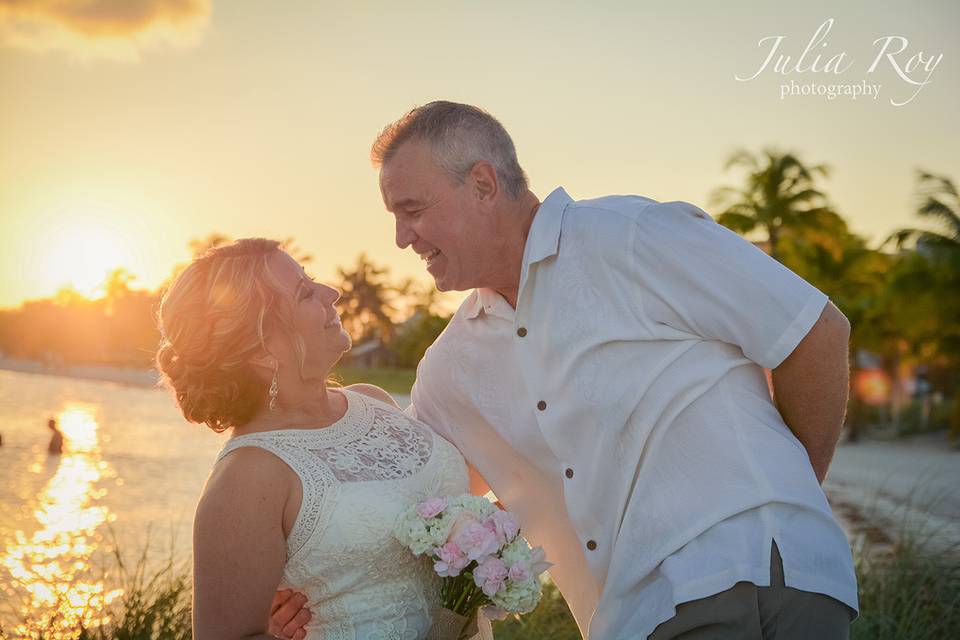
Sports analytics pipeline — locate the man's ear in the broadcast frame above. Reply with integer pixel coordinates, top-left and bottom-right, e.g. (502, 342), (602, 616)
(469, 160), (499, 205)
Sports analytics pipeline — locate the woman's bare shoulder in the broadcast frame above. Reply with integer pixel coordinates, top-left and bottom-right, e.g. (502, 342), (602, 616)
(345, 383), (400, 409)
(198, 446), (294, 517)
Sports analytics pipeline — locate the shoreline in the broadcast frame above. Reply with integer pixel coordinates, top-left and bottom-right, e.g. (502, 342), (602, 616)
(0, 358), (415, 404)
(0, 356), (160, 389)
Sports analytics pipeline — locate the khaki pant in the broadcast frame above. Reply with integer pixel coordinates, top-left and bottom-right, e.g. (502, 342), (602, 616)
(649, 542), (853, 639)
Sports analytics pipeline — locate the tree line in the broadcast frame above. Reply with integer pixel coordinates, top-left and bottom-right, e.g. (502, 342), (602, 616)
(0, 236), (449, 371)
(0, 151), (956, 434)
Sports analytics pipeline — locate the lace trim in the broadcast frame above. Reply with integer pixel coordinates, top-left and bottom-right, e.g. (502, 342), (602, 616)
(309, 403), (434, 482)
(214, 390), (441, 560)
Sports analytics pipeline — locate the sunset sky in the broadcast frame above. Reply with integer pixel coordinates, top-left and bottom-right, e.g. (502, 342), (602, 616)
(1, 0), (957, 309)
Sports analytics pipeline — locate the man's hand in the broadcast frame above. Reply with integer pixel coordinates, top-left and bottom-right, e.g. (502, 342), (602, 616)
(771, 301), (851, 483)
(269, 590), (311, 640)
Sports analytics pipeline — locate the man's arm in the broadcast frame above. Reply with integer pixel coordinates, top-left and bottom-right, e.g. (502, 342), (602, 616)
(770, 301), (851, 483)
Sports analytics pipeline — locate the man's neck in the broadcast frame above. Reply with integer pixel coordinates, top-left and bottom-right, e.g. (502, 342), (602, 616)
(492, 192), (540, 308)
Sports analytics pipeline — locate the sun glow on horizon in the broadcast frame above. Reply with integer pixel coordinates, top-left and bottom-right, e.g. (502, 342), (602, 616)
(42, 221), (136, 300)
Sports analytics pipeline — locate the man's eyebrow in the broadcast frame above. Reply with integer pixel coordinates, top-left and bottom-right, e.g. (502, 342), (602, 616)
(391, 198), (423, 210)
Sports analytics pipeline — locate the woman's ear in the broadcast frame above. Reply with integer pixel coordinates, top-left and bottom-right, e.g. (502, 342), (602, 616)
(246, 353), (277, 381)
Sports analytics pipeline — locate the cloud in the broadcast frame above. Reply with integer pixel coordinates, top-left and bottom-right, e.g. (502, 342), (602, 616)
(0, 0), (211, 61)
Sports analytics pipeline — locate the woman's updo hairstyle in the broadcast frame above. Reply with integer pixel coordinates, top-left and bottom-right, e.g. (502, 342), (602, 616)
(156, 238), (306, 432)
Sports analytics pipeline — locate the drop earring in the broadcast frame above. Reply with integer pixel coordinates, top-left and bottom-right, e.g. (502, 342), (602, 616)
(268, 362), (279, 411)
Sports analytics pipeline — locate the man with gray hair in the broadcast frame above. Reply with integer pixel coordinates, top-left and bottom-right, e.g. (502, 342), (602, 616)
(275, 101), (858, 639)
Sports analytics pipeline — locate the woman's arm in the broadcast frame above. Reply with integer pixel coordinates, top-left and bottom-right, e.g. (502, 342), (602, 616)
(193, 447), (296, 639)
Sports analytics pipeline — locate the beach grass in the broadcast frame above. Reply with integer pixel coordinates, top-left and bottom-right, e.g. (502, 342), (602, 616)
(3, 510), (958, 639)
(851, 540), (960, 640)
(491, 580), (580, 639)
(1, 535), (191, 640)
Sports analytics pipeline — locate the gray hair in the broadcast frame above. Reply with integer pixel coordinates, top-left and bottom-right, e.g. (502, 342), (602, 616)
(371, 101), (529, 199)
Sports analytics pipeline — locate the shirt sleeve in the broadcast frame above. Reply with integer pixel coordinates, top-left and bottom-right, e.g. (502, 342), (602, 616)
(405, 346), (458, 444)
(632, 200), (829, 369)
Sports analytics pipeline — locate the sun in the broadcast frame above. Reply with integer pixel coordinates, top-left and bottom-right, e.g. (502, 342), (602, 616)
(43, 222), (134, 299)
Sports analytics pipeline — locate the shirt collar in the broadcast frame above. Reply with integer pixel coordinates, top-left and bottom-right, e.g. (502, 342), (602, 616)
(463, 287), (513, 320)
(524, 187), (572, 266)
(463, 187), (573, 321)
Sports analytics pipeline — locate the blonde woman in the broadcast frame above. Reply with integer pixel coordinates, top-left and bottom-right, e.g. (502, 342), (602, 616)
(156, 238), (472, 639)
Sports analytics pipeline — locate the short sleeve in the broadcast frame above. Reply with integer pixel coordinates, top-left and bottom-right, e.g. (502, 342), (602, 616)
(632, 200), (828, 369)
(405, 347), (457, 444)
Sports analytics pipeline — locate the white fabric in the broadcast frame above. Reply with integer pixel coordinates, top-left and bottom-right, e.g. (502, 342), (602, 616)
(216, 389), (470, 640)
(407, 187), (858, 639)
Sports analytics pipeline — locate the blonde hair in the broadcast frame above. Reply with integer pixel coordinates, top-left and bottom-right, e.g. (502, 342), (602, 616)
(155, 238), (309, 432)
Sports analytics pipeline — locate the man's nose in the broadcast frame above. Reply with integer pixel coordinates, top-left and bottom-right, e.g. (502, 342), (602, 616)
(395, 218), (417, 250)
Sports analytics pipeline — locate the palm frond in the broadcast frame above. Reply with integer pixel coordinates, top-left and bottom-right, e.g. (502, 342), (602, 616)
(884, 228), (925, 250)
(715, 211), (759, 233)
(723, 149), (758, 172)
(917, 169), (959, 200)
(916, 198), (960, 238)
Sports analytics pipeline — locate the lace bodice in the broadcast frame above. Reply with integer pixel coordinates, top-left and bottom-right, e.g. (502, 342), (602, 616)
(217, 389), (469, 640)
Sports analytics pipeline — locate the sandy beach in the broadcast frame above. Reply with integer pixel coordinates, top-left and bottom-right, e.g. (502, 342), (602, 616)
(0, 356), (159, 388)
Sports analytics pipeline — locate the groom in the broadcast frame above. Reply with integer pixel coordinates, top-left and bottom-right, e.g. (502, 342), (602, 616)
(276, 101), (858, 639)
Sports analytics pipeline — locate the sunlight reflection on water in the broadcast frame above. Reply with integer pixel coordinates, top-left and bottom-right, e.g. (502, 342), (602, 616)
(1, 403), (123, 636)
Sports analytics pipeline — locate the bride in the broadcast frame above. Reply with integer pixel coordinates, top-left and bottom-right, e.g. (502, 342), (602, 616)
(156, 238), (482, 639)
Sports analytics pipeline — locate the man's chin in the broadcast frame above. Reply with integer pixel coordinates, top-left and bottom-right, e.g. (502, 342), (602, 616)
(431, 269), (471, 293)
(433, 279), (471, 293)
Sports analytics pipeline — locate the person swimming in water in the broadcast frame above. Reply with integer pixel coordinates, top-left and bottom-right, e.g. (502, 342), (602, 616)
(47, 417), (63, 455)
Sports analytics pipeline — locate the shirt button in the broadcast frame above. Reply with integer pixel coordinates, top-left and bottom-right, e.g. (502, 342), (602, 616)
(565, 468), (574, 479)
(537, 400), (547, 411)
(586, 540), (598, 551)
(516, 327), (527, 337)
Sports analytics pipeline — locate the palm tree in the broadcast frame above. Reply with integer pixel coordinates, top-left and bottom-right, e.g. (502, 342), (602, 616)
(886, 171), (960, 438)
(335, 253), (399, 343)
(711, 149), (841, 261)
(188, 232), (232, 258)
(887, 171), (960, 255)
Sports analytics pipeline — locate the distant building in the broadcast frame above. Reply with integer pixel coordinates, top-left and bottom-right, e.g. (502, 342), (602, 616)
(341, 338), (396, 368)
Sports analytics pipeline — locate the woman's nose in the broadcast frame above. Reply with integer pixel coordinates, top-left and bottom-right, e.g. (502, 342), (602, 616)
(322, 284), (341, 305)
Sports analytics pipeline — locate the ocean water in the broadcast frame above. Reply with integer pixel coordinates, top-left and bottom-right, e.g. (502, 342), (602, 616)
(0, 369), (223, 631)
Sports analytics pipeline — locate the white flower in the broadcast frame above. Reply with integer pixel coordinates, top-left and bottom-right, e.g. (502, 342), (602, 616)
(450, 495), (497, 520)
(393, 507), (434, 555)
(500, 539), (552, 577)
(491, 576), (542, 614)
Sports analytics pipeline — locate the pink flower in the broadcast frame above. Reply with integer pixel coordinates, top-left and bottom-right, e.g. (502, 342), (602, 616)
(529, 546), (552, 576)
(433, 542), (470, 577)
(508, 561), (530, 582)
(485, 510), (520, 544)
(480, 605), (509, 621)
(448, 512), (478, 539)
(452, 520), (500, 561)
(473, 556), (508, 596)
(415, 496), (448, 519)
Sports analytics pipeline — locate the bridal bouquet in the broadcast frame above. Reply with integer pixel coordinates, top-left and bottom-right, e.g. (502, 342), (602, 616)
(393, 494), (552, 640)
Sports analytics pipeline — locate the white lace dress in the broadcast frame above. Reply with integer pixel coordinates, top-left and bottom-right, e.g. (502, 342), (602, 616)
(216, 389), (469, 640)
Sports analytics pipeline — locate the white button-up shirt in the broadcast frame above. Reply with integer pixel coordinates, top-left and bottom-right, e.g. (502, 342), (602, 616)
(408, 188), (858, 639)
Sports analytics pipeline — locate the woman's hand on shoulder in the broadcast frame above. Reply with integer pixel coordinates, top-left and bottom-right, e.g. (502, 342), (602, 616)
(346, 383), (400, 409)
(193, 447), (296, 639)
